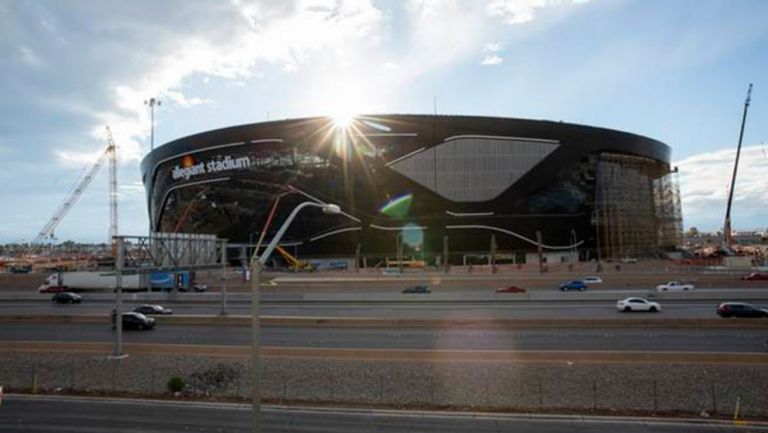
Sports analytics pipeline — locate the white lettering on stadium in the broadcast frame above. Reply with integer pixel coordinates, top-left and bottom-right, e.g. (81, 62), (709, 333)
(171, 155), (252, 180)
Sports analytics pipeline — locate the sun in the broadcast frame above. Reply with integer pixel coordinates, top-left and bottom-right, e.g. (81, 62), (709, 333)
(331, 110), (356, 129)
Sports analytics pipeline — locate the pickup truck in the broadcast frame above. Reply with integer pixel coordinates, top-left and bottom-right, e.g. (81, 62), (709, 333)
(655, 281), (694, 292)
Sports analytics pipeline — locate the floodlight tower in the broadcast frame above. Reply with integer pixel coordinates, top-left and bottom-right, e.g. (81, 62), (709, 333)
(144, 97), (161, 151)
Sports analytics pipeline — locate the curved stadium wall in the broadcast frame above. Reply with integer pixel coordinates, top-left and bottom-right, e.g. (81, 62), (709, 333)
(140, 115), (683, 264)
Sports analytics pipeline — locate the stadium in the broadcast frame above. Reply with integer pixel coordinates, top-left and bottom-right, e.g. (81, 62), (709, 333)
(140, 115), (683, 266)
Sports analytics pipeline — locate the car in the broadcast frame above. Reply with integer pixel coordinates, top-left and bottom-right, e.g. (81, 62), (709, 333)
(616, 297), (661, 312)
(113, 312), (156, 330)
(133, 304), (173, 315)
(742, 272), (768, 281)
(655, 281), (694, 292)
(620, 257), (638, 264)
(179, 284), (208, 293)
(402, 285), (430, 294)
(559, 280), (587, 291)
(582, 276), (603, 284)
(716, 302), (768, 318)
(496, 285), (526, 293)
(51, 292), (82, 304)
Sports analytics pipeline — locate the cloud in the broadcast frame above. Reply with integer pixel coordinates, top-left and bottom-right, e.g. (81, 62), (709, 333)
(486, 0), (590, 25)
(481, 41), (504, 65)
(676, 144), (768, 230)
(18, 46), (44, 67)
(53, 0), (385, 165)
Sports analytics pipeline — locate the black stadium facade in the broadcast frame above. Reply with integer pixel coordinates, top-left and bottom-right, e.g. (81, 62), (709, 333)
(140, 115), (683, 264)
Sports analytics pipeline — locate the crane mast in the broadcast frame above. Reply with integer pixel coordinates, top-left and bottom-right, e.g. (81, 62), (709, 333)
(722, 83), (753, 253)
(31, 127), (118, 247)
(107, 127), (118, 241)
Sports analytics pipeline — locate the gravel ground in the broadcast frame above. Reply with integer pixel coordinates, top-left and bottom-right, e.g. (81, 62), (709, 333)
(1, 353), (766, 417)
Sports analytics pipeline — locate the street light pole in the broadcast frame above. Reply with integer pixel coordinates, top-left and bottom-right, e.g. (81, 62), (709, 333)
(113, 236), (124, 357)
(250, 201), (340, 433)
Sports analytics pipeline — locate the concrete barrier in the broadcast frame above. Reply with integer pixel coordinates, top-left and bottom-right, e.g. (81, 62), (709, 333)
(5, 288), (767, 303)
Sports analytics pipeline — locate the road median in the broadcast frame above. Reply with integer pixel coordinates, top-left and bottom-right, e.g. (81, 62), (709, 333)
(2, 313), (767, 329)
(2, 340), (767, 364)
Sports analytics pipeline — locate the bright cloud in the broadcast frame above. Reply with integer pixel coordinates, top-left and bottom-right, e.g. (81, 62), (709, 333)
(481, 42), (504, 65)
(676, 144), (768, 230)
(486, 0), (590, 25)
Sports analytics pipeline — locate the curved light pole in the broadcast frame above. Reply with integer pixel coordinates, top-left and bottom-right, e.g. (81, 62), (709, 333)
(250, 201), (340, 433)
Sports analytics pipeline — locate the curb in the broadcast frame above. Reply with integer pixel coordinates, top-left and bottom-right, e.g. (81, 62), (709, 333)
(5, 393), (768, 427)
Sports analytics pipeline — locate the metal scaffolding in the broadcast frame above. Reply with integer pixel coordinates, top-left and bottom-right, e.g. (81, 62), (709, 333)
(595, 153), (682, 259)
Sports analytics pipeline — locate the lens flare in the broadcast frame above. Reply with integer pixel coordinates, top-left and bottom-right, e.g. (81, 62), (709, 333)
(379, 194), (413, 219)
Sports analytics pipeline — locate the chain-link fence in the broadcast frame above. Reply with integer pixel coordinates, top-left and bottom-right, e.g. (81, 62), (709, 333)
(2, 353), (766, 417)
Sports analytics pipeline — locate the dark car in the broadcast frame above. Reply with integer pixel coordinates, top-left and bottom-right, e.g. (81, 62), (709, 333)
(716, 302), (768, 318)
(496, 285), (527, 293)
(51, 292), (82, 304)
(742, 272), (768, 281)
(559, 280), (587, 291)
(179, 284), (207, 293)
(133, 304), (173, 315)
(113, 312), (156, 330)
(402, 285), (430, 294)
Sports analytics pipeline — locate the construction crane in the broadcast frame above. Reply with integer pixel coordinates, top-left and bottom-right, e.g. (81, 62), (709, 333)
(722, 84), (753, 253)
(31, 127), (118, 247)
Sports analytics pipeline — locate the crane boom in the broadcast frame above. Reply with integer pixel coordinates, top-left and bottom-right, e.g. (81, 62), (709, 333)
(32, 130), (117, 246)
(722, 83), (753, 252)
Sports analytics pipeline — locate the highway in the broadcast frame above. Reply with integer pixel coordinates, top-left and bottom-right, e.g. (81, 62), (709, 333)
(1, 395), (763, 433)
(2, 322), (766, 352)
(2, 298), (763, 319)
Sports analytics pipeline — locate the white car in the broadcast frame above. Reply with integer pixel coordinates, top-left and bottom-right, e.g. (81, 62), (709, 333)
(655, 281), (695, 292)
(617, 297), (661, 312)
(582, 276), (603, 284)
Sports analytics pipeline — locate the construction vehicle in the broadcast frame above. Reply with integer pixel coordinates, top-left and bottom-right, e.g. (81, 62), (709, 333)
(274, 245), (314, 271)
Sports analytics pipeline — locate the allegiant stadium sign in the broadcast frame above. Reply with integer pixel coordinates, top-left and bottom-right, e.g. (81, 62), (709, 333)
(171, 155), (251, 180)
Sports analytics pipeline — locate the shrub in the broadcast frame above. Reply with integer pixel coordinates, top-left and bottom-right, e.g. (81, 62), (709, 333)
(167, 376), (186, 393)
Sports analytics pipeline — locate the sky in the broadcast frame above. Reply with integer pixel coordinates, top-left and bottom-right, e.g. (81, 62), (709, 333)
(0, 0), (766, 244)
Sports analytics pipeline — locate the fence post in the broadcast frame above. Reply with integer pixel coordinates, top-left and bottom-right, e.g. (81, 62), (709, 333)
(711, 383), (718, 414)
(31, 369), (38, 394)
(150, 367), (156, 394)
(69, 358), (75, 390)
(592, 381), (597, 411)
(485, 376), (490, 407)
(652, 380), (658, 413)
(330, 373), (335, 401)
(537, 380), (543, 410)
(282, 373), (287, 400)
(430, 375), (434, 405)
(379, 374), (384, 403)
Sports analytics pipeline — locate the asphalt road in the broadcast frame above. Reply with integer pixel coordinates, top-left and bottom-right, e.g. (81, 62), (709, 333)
(2, 298), (762, 319)
(2, 322), (766, 352)
(0, 396), (761, 433)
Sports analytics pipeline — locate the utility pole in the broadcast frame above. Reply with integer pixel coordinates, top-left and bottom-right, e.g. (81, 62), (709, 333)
(723, 83), (753, 252)
(144, 97), (161, 151)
